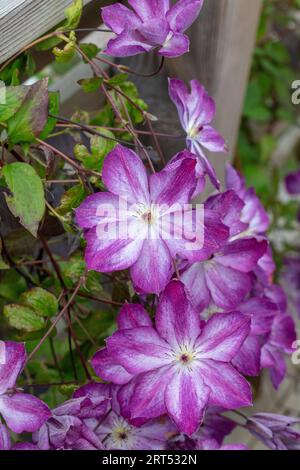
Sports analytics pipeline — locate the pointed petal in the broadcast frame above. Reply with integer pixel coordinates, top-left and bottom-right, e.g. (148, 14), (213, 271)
(128, 366), (173, 421)
(130, 237), (173, 294)
(150, 157), (197, 205)
(188, 140), (220, 189)
(0, 393), (51, 434)
(168, 78), (190, 129)
(128, 0), (170, 20)
(84, 222), (145, 272)
(167, 0), (204, 32)
(75, 192), (123, 229)
(118, 303), (152, 329)
(198, 125), (227, 153)
(102, 145), (150, 204)
(196, 312), (251, 361)
(238, 297), (277, 335)
(107, 327), (171, 374)
(165, 370), (209, 435)
(104, 30), (153, 57)
(225, 163), (245, 193)
(101, 3), (141, 34)
(205, 190), (247, 237)
(205, 262), (252, 310)
(159, 32), (189, 57)
(0, 341), (26, 395)
(217, 239), (267, 272)
(232, 335), (262, 376)
(198, 360), (252, 409)
(91, 348), (133, 385)
(155, 280), (201, 349)
(181, 262), (210, 310)
(138, 18), (170, 45)
(261, 345), (286, 390)
(270, 314), (296, 353)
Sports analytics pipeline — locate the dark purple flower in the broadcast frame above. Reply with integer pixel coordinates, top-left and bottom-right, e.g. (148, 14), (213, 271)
(76, 144), (227, 294)
(285, 170), (300, 195)
(246, 413), (300, 450)
(169, 78), (227, 189)
(0, 341), (51, 434)
(181, 238), (267, 311)
(92, 281), (252, 436)
(102, 0), (203, 58)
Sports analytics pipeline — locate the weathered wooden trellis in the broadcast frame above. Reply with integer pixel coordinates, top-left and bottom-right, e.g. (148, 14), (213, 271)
(1, 0), (298, 449)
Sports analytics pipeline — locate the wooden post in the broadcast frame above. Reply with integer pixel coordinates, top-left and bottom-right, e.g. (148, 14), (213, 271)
(0, 0), (94, 64)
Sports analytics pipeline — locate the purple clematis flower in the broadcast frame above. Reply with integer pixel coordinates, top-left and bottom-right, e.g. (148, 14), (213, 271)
(285, 170), (300, 195)
(181, 237), (267, 311)
(75, 144), (227, 294)
(246, 413), (300, 450)
(195, 438), (247, 451)
(92, 281), (252, 436)
(102, 0), (203, 58)
(0, 341), (51, 434)
(85, 384), (175, 450)
(169, 78), (227, 189)
(35, 383), (110, 450)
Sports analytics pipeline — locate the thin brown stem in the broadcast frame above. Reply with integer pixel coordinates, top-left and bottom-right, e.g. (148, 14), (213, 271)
(27, 278), (84, 362)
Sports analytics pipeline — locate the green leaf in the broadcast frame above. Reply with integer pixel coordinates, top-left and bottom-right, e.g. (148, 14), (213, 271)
(60, 253), (86, 288)
(78, 77), (103, 93)
(4, 304), (45, 332)
(25, 53), (36, 76)
(57, 184), (87, 215)
(20, 287), (58, 317)
(39, 91), (60, 140)
(74, 128), (116, 171)
(108, 73), (129, 86)
(80, 43), (101, 62)
(0, 84), (28, 122)
(64, 0), (83, 29)
(6, 78), (49, 145)
(0, 270), (27, 300)
(2, 163), (45, 237)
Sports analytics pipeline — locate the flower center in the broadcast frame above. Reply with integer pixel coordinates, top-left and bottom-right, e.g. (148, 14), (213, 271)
(187, 125), (204, 139)
(175, 345), (196, 368)
(133, 203), (159, 226)
(112, 424), (132, 444)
